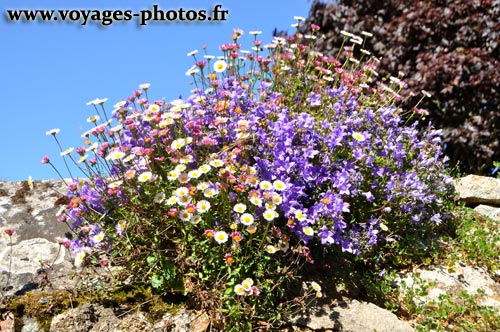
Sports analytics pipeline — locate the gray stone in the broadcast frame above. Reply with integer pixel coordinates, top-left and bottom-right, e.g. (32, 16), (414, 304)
(0, 238), (66, 275)
(474, 204), (500, 222)
(48, 304), (210, 332)
(154, 308), (210, 332)
(49, 303), (153, 332)
(0, 180), (69, 251)
(454, 175), (500, 206)
(0, 180), (75, 298)
(398, 263), (500, 310)
(21, 316), (43, 332)
(292, 300), (414, 332)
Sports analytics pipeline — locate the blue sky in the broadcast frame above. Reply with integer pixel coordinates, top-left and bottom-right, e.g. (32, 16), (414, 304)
(0, 0), (313, 181)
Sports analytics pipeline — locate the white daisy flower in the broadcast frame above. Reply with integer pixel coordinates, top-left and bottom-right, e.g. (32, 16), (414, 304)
(234, 284), (245, 296)
(188, 169), (201, 179)
(179, 210), (192, 221)
(171, 138), (187, 150)
(175, 187), (189, 197)
(86, 98), (108, 106)
(154, 192), (166, 204)
(199, 164), (212, 174)
(240, 213), (254, 226)
(273, 180), (287, 191)
(259, 180), (273, 191)
(213, 60), (228, 73)
(263, 209), (278, 221)
(250, 196), (263, 207)
(196, 200), (211, 213)
(265, 245), (278, 254)
(197, 182), (210, 190)
(303, 226), (314, 236)
(203, 187), (219, 198)
(209, 159), (224, 168)
(175, 164), (187, 172)
(106, 150), (126, 161)
(166, 196), (178, 205)
(60, 148), (74, 156)
(137, 171), (153, 182)
(233, 203), (247, 214)
(214, 231), (228, 244)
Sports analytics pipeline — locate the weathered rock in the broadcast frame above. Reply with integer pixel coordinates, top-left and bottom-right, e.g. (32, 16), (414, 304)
(454, 175), (500, 206)
(474, 204), (500, 222)
(0, 238), (66, 274)
(1, 176), (499, 331)
(154, 308), (210, 332)
(0, 311), (15, 332)
(48, 304), (210, 332)
(0, 180), (74, 298)
(49, 303), (152, 332)
(21, 316), (43, 332)
(0, 180), (70, 249)
(398, 262), (500, 310)
(292, 300), (414, 332)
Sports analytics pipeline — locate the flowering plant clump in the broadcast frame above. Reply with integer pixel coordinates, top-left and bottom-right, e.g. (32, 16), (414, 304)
(44, 17), (453, 330)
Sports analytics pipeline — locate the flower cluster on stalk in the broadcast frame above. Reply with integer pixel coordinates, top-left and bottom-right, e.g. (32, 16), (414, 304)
(43, 18), (454, 329)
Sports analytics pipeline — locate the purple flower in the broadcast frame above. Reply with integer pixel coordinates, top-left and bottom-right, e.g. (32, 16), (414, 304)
(306, 92), (322, 107)
(362, 191), (375, 202)
(430, 213), (442, 225)
(318, 226), (335, 245)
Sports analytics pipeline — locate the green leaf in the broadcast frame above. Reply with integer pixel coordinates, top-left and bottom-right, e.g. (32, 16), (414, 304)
(146, 255), (156, 265)
(151, 274), (164, 289)
(163, 261), (176, 282)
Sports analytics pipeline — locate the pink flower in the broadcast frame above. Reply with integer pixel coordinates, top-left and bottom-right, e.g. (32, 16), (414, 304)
(57, 214), (67, 222)
(4, 229), (15, 236)
(76, 147), (87, 156)
(41, 155), (50, 164)
(204, 229), (215, 237)
(167, 208), (179, 218)
(56, 237), (71, 247)
(250, 286), (260, 296)
(224, 253), (235, 265)
(99, 257), (110, 267)
(231, 231), (243, 242)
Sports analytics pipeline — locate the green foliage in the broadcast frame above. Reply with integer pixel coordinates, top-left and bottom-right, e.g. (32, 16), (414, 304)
(446, 207), (500, 275)
(404, 283), (500, 332)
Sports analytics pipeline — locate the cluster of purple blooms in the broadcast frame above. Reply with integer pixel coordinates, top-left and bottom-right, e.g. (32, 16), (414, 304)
(180, 79), (453, 254)
(47, 27), (454, 270)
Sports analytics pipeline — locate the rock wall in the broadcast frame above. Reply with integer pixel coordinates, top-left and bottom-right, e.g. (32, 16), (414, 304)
(1, 176), (499, 331)
(0, 180), (74, 297)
